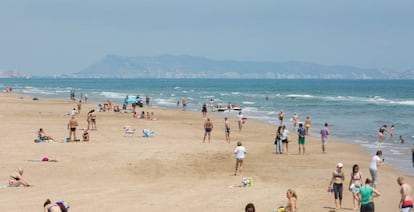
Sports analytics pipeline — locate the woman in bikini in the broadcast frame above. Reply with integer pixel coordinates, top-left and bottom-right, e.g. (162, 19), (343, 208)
(9, 168), (30, 187)
(329, 163), (345, 210)
(349, 164), (363, 210)
(43, 198), (70, 212)
(284, 188), (297, 212)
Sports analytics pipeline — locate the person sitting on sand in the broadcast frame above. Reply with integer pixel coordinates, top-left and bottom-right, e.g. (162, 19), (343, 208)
(38, 128), (54, 141)
(82, 130), (89, 142)
(245, 203), (255, 212)
(43, 198), (70, 212)
(279, 188), (297, 212)
(9, 168), (30, 187)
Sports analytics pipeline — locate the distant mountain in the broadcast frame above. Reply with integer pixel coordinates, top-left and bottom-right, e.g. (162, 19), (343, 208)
(73, 54), (410, 79)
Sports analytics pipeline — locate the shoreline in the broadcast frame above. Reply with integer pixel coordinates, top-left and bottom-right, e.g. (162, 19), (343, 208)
(0, 92), (413, 211)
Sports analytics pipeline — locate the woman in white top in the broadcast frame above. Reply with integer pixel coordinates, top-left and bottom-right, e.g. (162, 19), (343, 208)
(234, 141), (246, 176)
(369, 150), (384, 188)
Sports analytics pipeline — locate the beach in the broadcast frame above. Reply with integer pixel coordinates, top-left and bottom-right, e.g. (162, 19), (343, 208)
(0, 92), (412, 212)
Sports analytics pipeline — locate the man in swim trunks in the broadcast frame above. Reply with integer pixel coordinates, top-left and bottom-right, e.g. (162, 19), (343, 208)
(224, 117), (231, 143)
(297, 123), (306, 155)
(67, 116), (79, 142)
(398, 176), (413, 212)
(203, 118), (213, 143)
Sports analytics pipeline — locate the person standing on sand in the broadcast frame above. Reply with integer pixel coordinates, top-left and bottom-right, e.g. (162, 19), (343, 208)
(237, 111), (244, 132)
(355, 178), (381, 212)
(77, 100), (82, 114)
(275, 126), (282, 154)
(349, 164), (364, 210)
(234, 141), (246, 176)
(67, 116), (79, 141)
(292, 112), (298, 131)
(320, 123), (330, 153)
(398, 176), (413, 212)
(305, 116), (311, 135)
(329, 162), (345, 210)
(278, 110), (284, 126)
(202, 103), (207, 117)
(297, 123), (306, 155)
(281, 125), (289, 154)
(182, 97), (187, 111)
(369, 150), (384, 188)
(203, 118), (213, 143)
(224, 117), (231, 143)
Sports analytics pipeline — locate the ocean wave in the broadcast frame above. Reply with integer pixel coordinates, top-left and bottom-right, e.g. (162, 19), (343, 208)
(21, 87), (55, 95)
(242, 101), (255, 105)
(99, 91), (127, 99)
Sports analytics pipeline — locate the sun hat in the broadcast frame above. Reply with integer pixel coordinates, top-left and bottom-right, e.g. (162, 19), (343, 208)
(337, 162), (343, 168)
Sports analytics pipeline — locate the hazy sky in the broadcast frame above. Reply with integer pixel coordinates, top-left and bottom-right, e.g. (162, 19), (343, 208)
(1, 0), (413, 75)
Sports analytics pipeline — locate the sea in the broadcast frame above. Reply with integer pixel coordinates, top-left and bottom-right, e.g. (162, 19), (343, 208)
(1, 78), (414, 175)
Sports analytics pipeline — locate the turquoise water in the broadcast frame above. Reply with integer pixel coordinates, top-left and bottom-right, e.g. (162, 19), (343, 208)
(2, 78), (414, 175)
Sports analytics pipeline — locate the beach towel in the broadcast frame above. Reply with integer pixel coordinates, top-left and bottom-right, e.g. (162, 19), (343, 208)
(143, 129), (155, 137)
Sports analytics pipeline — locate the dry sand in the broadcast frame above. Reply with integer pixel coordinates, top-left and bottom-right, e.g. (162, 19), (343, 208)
(0, 93), (412, 212)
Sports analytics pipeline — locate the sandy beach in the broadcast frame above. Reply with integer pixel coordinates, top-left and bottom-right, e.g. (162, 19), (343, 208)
(0, 93), (412, 212)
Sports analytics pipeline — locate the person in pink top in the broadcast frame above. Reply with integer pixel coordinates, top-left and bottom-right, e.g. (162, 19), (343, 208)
(320, 123), (330, 153)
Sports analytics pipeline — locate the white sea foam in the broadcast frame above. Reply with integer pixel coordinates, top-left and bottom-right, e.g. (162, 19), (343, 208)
(99, 91), (126, 99)
(242, 101), (255, 105)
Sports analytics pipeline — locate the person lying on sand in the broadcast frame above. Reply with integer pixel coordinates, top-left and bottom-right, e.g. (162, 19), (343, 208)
(8, 168), (30, 187)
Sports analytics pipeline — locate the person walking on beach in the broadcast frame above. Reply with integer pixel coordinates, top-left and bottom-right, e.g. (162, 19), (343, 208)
(77, 100), (82, 114)
(146, 95), (150, 106)
(369, 150), (384, 188)
(320, 123), (330, 153)
(292, 112), (298, 131)
(182, 97), (187, 111)
(297, 123), (306, 155)
(275, 126), (282, 154)
(203, 118), (213, 143)
(278, 110), (284, 126)
(355, 178), (381, 212)
(224, 117), (231, 143)
(329, 162), (345, 210)
(202, 103), (207, 118)
(281, 125), (289, 154)
(237, 111), (244, 132)
(67, 116), (79, 141)
(305, 116), (311, 135)
(234, 141), (246, 176)
(349, 164), (364, 210)
(398, 176), (413, 211)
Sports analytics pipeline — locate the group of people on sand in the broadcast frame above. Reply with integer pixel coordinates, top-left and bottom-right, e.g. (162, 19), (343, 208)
(326, 150), (413, 211)
(133, 110), (156, 120)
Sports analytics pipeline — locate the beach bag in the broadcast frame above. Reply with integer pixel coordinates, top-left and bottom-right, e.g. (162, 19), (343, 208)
(56, 201), (70, 212)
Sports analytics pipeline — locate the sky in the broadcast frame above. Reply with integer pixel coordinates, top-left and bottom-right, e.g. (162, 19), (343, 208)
(0, 0), (413, 75)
